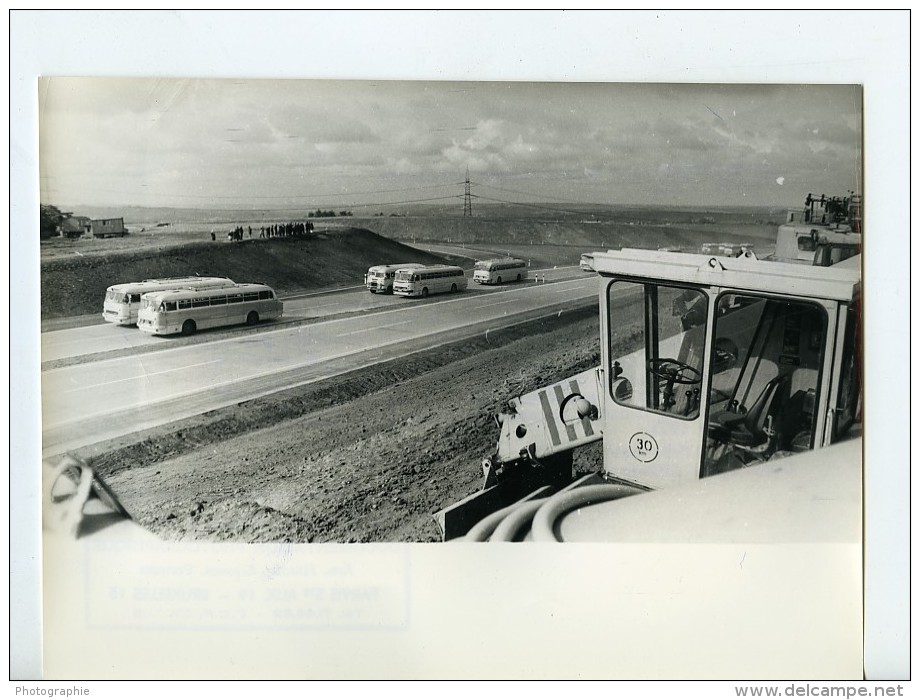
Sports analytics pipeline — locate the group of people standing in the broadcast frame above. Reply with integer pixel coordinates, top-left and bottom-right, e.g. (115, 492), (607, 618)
(211, 220), (315, 242)
(259, 221), (314, 238)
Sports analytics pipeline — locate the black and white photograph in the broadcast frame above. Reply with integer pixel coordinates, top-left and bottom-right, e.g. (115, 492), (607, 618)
(13, 11), (909, 684)
(38, 77), (864, 543)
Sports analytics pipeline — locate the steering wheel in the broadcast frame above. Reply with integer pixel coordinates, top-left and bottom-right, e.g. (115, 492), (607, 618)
(647, 357), (702, 385)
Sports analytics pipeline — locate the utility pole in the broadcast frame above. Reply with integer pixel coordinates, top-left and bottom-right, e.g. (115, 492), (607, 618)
(463, 167), (473, 217)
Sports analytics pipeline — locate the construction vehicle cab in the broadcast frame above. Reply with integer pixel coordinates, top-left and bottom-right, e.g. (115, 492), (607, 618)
(437, 245), (861, 540)
(598, 248), (860, 489)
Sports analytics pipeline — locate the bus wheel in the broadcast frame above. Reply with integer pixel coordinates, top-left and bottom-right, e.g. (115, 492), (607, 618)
(497, 276), (502, 284)
(451, 283), (457, 293)
(246, 311), (260, 325)
(181, 320), (197, 336)
(421, 287), (429, 298)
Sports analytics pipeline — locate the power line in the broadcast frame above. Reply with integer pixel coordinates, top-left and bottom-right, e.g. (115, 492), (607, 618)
(349, 194), (462, 209)
(43, 173), (610, 214)
(472, 180), (614, 209)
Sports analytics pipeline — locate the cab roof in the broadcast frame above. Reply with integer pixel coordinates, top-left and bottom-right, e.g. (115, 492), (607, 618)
(591, 248), (860, 303)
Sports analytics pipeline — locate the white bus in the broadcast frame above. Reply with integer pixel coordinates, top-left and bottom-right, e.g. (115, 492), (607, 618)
(136, 283), (283, 336)
(365, 263), (425, 294)
(472, 257), (527, 284)
(393, 265), (468, 298)
(103, 276), (235, 326)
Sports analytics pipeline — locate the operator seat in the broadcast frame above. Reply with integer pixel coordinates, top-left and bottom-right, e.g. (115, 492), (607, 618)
(708, 374), (790, 459)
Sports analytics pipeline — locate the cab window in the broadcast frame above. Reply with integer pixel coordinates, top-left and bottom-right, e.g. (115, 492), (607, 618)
(834, 304), (861, 438)
(702, 294), (827, 477)
(608, 281), (708, 420)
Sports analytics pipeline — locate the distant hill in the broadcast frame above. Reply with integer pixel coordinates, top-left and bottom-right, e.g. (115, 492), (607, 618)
(40, 228), (451, 320)
(58, 202), (785, 229)
(53, 202), (785, 253)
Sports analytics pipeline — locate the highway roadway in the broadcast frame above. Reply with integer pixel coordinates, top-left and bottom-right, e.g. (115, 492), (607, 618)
(41, 268), (598, 457)
(41, 265), (580, 364)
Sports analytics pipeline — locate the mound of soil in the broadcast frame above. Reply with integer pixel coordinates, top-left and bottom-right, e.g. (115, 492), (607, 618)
(352, 215), (780, 250)
(96, 306), (604, 543)
(39, 228), (449, 319)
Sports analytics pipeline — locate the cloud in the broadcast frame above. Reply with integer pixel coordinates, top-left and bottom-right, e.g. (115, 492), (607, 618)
(39, 79), (863, 208)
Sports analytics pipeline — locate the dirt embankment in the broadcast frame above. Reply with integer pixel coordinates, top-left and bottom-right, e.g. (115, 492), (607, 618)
(96, 307), (603, 543)
(350, 216), (780, 250)
(39, 228), (450, 319)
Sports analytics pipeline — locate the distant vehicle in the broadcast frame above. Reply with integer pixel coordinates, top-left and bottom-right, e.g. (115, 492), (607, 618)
(699, 242), (752, 258)
(89, 218), (127, 238)
(103, 276), (235, 326)
(393, 265), (468, 298)
(136, 283), (282, 336)
(770, 193), (861, 267)
(579, 253), (595, 272)
(365, 263), (425, 294)
(472, 257), (528, 285)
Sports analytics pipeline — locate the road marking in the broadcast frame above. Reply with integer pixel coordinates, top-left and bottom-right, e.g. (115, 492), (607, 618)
(291, 300), (349, 310)
(43, 298), (600, 442)
(59, 359), (223, 393)
(335, 319), (414, 337)
(469, 298), (519, 309)
(43, 277), (597, 379)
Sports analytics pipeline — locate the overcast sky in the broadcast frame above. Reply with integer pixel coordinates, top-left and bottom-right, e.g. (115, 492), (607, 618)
(39, 78), (862, 211)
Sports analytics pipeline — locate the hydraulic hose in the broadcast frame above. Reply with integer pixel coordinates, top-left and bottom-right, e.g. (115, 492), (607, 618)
(531, 484), (643, 542)
(489, 497), (550, 542)
(463, 501), (529, 542)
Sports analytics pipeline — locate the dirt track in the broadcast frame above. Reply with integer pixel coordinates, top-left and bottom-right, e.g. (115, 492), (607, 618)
(97, 306), (603, 542)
